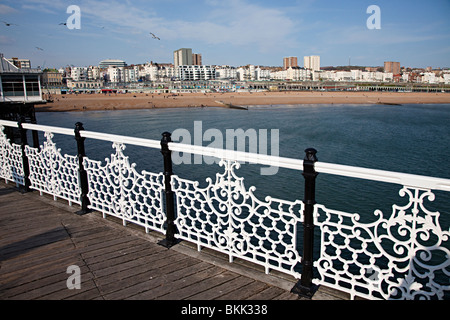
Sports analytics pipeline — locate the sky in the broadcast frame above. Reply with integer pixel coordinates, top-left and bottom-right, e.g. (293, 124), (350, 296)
(0, 0), (449, 69)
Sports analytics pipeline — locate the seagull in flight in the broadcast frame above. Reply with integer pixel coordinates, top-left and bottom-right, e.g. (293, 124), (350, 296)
(59, 22), (67, 26)
(1, 21), (19, 26)
(150, 32), (160, 40)
(36, 47), (44, 51)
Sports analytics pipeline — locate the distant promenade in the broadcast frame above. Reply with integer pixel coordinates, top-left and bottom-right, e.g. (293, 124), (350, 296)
(37, 91), (450, 112)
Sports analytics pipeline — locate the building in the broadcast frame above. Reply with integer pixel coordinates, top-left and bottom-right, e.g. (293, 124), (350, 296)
(384, 61), (400, 75)
(99, 59), (127, 69)
(174, 48), (193, 68)
(215, 65), (237, 80)
(192, 53), (202, 66)
(0, 53), (45, 146)
(6, 57), (32, 69)
(42, 70), (63, 87)
(107, 66), (123, 83)
(304, 55), (320, 72)
(283, 57), (298, 70)
(70, 67), (87, 81)
(177, 65), (215, 81)
(66, 79), (103, 90)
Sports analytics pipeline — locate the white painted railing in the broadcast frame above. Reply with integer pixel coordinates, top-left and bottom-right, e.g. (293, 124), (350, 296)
(0, 119), (448, 300)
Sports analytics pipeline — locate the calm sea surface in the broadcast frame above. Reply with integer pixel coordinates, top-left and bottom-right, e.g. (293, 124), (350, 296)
(35, 103), (450, 230)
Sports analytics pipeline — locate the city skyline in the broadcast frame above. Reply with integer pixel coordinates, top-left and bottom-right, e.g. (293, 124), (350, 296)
(0, 0), (449, 69)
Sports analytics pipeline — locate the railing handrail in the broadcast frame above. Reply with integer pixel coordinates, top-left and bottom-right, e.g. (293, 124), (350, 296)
(80, 130), (161, 149)
(1, 119), (450, 192)
(168, 142), (304, 170)
(315, 161), (450, 192)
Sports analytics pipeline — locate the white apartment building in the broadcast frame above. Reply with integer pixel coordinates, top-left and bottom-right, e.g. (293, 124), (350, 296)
(107, 66), (123, 83)
(422, 72), (437, 84)
(271, 67), (311, 81)
(174, 48), (193, 68)
(87, 66), (101, 80)
(142, 63), (158, 80)
(122, 66), (140, 83)
(177, 65), (215, 81)
(215, 66), (237, 80)
(158, 65), (176, 81)
(70, 67), (88, 81)
(443, 72), (450, 84)
(304, 55), (320, 72)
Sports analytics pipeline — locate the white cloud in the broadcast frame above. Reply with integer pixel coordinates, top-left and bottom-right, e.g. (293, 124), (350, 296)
(76, 0), (299, 52)
(0, 4), (18, 14)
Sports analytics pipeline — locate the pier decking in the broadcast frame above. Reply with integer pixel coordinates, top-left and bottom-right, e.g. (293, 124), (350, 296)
(0, 182), (345, 301)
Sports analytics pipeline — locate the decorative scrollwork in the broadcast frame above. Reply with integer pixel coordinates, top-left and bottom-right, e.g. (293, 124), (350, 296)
(0, 125), (24, 185)
(83, 142), (165, 233)
(172, 159), (303, 278)
(25, 132), (80, 204)
(315, 186), (450, 300)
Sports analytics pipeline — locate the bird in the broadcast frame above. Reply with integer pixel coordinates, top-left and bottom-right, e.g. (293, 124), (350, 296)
(35, 47), (44, 51)
(150, 32), (160, 40)
(1, 21), (18, 26)
(59, 22), (67, 26)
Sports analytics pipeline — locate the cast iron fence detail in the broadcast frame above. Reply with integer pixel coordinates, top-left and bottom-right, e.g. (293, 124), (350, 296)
(0, 119), (449, 300)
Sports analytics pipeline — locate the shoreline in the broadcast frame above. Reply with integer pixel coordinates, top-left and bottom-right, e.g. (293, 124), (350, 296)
(36, 91), (450, 112)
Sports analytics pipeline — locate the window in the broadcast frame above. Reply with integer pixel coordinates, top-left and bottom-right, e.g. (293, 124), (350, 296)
(1, 75), (24, 96)
(25, 75), (40, 96)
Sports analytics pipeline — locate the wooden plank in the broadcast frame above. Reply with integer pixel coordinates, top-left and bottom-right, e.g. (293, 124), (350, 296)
(186, 275), (255, 300)
(246, 286), (287, 300)
(124, 261), (215, 300)
(155, 269), (235, 300)
(215, 280), (269, 300)
(0, 183), (349, 300)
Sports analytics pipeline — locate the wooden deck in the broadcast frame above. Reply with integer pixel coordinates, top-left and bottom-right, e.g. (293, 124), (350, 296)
(0, 182), (347, 301)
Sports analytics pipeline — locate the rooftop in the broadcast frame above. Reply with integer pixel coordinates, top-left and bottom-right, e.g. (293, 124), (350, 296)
(0, 53), (42, 75)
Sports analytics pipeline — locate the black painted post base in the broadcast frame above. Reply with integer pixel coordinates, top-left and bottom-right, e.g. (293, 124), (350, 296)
(157, 238), (180, 249)
(290, 283), (319, 299)
(75, 208), (92, 216)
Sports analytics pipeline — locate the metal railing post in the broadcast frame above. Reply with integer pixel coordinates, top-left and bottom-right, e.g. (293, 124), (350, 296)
(17, 117), (31, 192)
(158, 131), (179, 248)
(74, 122), (91, 215)
(291, 148), (319, 298)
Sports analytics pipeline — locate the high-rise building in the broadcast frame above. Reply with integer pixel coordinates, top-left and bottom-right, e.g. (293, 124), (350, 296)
(192, 53), (202, 66)
(304, 55), (320, 72)
(384, 61), (401, 75)
(283, 57), (298, 70)
(174, 48), (193, 67)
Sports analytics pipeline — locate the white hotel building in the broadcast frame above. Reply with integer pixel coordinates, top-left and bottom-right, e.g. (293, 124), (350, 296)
(177, 65), (216, 81)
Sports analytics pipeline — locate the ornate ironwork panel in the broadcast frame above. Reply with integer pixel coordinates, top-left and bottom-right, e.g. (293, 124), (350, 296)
(314, 186), (450, 300)
(83, 142), (165, 234)
(0, 125), (24, 185)
(25, 132), (80, 204)
(171, 159), (303, 279)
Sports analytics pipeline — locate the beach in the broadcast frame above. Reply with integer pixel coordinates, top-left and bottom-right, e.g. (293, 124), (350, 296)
(37, 91), (450, 112)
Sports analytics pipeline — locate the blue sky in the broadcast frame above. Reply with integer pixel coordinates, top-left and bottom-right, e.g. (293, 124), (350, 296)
(1, 0), (449, 69)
